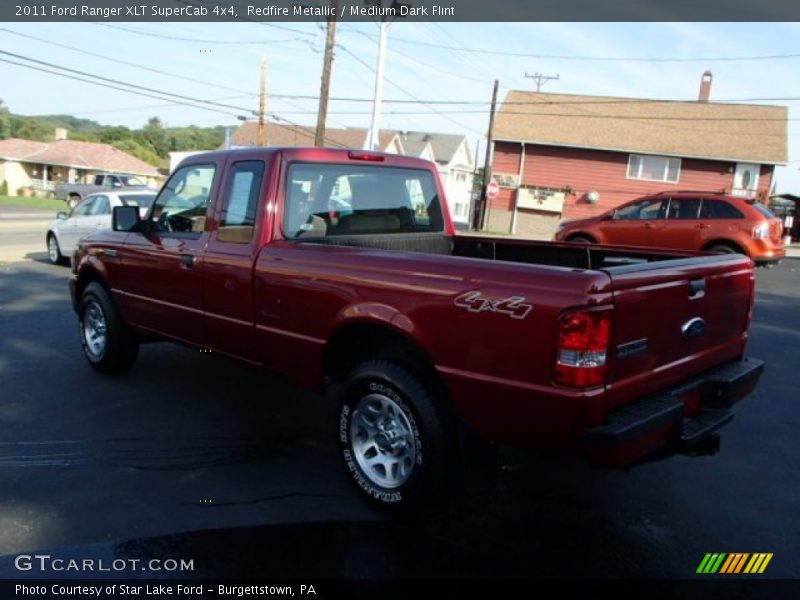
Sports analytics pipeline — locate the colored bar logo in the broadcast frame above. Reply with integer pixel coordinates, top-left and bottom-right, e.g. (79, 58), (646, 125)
(697, 553), (773, 574)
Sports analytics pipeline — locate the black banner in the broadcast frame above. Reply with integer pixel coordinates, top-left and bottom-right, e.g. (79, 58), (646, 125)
(3, 0), (800, 22)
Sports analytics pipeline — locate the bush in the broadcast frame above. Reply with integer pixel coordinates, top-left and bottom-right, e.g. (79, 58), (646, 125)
(0, 181), (7, 196)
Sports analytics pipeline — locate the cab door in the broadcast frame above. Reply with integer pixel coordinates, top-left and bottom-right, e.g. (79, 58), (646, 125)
(203, 157), (272, 363)
(113, 162), (221, 345)
(602, 197), (668, 247)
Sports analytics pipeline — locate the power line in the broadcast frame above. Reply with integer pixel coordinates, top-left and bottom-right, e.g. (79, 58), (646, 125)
(0, 27), (259, 99)
(0, 57), (244, 119)
(362, 32), (800, 63)
(96, 23), (304, 45)
(335, 43), (483, 136)
(0, 49), (255, 114)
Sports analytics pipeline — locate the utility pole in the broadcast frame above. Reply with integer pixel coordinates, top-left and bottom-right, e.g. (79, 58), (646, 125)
(365, 20), (388, 150)
(475, 79), (499, 231)
(258, 56), (267, 146)
(315, 1), (337, 147)
(525, 71), (559, 93)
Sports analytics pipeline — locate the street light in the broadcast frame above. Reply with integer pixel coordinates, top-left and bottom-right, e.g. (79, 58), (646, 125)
(363, 1), (411, 151)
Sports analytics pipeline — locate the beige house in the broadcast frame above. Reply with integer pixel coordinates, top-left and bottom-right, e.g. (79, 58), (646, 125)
(0, 131), (161, 197)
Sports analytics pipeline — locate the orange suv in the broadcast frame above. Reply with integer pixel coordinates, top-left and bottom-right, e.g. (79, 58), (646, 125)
(555, 191), (785, 266)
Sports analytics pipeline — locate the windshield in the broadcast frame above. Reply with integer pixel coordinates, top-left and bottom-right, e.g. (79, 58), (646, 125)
(119, 194), (156, 208)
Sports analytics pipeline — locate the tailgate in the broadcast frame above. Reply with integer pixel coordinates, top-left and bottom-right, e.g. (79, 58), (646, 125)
(603, 255), (754, 409)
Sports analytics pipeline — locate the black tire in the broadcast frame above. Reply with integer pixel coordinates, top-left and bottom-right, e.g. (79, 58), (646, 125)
(567, 234), (594, 244)
(46, 233), (66, 265)
(336, 360), (453, 514)
(78, 282), (138, 374)
(708, 244), (739, 255)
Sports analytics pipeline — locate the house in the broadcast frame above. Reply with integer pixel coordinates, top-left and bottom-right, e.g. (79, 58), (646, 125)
(228, 122), (405, 155)
(397, 131), (475, 225)
(487, 73), (788, 239)
(229, 123), (475, 225)
(769, 193), (799, 242)
(0, 129), (161, 197)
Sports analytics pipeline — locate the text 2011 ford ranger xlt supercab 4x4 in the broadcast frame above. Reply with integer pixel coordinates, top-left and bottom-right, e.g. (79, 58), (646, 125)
(69, 147), (764, 511)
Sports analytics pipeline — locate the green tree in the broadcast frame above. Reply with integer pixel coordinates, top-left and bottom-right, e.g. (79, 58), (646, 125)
(0, 99), (10, 140)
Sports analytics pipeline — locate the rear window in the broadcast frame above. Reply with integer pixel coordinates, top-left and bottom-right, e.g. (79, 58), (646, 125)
(120, 194), (156, 208)
(753, 203), (776, 219)
(699, 199), (744, 219)
(284, 163), (443, 238)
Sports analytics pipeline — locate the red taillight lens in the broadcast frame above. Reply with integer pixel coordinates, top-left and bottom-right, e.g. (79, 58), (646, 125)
(348, 151), (385, 162)
(554, 309), (612, 388)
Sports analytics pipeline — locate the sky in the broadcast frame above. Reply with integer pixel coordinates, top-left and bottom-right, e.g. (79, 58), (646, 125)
(1, 21), (800, 192)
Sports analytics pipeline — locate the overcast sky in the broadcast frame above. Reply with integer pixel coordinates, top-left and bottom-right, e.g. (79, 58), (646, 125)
(1, 21), (799, 192)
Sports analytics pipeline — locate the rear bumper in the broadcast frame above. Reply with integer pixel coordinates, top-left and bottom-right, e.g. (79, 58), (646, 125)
(584, 358), (764, 467)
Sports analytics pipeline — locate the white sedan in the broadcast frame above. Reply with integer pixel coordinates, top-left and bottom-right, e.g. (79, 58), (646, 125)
(46, 190), (156, 265)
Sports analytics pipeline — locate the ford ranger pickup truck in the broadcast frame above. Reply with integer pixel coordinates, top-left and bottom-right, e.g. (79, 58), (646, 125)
(69, 148), (764, 512)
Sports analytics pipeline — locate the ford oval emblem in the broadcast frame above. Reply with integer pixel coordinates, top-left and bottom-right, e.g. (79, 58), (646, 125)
(681, 317), (707, 339)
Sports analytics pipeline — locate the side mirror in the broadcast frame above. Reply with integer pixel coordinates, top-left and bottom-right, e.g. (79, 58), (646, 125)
(113, 205), (141, 232)
(57, 211), (68, 220)
(113, 181), (123, 188)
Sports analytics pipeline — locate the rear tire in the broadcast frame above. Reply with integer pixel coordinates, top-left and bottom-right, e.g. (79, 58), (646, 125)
(708, 244), (740, 255)
(567, 234), (595, 244)
(79, 282), (138, 374)
(68, 195), (80, 209)
(336, 360), (453, 515)
(46, 233), (66, 265)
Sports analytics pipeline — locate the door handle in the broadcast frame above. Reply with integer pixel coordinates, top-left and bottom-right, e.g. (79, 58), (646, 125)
(644, 222), (655, 228)
(180, 254), (195, 268)
(698, 223), (710, 229)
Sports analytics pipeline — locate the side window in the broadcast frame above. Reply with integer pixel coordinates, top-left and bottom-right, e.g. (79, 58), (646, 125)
(150, 164), (216, 237)
(700, 199), (745, 219)
(284, 163), (443, 238)
(667, 198), (701, 219)
(615, 198), (666, 220)
(72, 197), (96, 217)
(91, 195), (111, 215)
(218, 161), (265, 244)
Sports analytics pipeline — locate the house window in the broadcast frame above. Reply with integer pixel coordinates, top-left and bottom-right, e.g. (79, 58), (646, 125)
(626, 154), (681, 183)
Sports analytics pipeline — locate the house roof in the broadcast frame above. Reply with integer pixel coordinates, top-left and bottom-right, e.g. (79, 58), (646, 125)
(494, 91), (788, 165)
(397, 131), (468, 165)
(229, 122), (399, 152)
(0, 138), (160, 176)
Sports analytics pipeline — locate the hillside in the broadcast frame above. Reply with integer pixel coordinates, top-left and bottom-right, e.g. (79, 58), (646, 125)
(0, 105), (226, 168)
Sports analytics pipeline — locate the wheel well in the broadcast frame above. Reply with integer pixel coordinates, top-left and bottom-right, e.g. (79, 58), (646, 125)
(701, 239), (747, 255)
(323, 323), (445, 396)
(566, 232), (597, 243)
(69, 193), (80, 198)
(74, 266), (108, 303)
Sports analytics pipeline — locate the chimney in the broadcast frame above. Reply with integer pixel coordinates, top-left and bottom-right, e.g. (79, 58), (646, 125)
(54, 128), (68, 141)
(698, 71), (712, 103)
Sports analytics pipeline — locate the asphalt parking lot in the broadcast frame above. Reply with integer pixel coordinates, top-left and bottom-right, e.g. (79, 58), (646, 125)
(0, 243), (798, 579)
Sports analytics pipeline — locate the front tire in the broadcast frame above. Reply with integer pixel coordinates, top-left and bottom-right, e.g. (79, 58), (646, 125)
(47, 233), (66, 265)
(336, 360), (453, 514)
(79, 282), (138, 373)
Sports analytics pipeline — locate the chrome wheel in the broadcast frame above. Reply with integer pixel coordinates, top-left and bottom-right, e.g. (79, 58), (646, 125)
(82, 299), (107, 359)
(47, 236), (60, 263)
(350, 392), (417, 489)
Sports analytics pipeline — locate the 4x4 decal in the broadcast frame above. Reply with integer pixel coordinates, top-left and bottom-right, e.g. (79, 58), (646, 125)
(454, 291), (533, 320)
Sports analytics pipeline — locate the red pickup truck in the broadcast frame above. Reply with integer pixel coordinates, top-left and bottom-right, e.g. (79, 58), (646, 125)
(69, 147), (764, 512)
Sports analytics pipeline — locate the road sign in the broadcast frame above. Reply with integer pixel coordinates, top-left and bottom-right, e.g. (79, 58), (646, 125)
(486, 178), (500, 200)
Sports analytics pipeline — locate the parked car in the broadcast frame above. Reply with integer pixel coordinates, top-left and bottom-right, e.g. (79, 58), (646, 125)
(555, 191), (785, 266)
(69, 148), (763, 513)
(54, 173), (152, 208)
(46, 190), (156, 265)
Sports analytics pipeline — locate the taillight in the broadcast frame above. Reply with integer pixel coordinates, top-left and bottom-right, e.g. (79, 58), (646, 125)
(752, 222), (769, 240)
(348, 151), (385, 162)
(554, 308), (612, 388)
